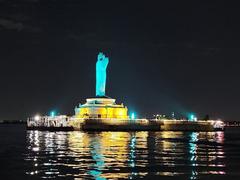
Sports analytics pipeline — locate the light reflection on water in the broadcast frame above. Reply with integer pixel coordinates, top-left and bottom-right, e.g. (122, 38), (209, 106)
(25, 131), (225, 179)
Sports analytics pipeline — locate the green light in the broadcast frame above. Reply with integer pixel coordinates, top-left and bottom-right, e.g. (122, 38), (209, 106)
(189, 113), (197, 121)
(50, 111), (56, 117)
(131, 112), (135, 120)
(190, 114), (194, 120)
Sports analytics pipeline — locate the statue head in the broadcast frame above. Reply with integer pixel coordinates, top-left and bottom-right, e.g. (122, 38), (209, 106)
(97, 52), (109, 69)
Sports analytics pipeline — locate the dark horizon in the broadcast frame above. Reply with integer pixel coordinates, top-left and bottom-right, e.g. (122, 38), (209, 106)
(0, 0), (240, 121)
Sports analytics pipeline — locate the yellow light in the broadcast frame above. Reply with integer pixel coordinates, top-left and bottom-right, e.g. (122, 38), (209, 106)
(76, 106), (128, 119)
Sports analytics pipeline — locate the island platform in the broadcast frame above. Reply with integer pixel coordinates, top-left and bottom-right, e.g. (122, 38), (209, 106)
(27, 53), (225, 132)
(27, 116), (225, 132)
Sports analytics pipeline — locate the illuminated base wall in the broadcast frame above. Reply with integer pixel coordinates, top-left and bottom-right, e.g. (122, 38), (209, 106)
(75, 98), (129, 119)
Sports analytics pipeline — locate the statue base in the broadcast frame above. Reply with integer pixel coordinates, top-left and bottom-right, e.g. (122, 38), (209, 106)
(75, 97), (128, 119)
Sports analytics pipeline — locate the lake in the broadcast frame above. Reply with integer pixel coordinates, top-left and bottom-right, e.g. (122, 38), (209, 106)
(0, 124), (240, 179)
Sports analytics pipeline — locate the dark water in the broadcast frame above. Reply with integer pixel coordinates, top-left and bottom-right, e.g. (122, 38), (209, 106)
(1, 125), (240, 179)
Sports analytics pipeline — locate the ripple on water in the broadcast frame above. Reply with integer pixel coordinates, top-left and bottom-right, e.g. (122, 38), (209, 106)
(25, 131), (227, 179)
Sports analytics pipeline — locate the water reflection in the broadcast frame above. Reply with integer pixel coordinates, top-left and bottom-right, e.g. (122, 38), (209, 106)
(88, 135), (105, 180)
(25, 131), (225, 179)
(189, 132), (198, 180)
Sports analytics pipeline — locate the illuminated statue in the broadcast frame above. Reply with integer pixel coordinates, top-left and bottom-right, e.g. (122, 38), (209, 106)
(96, 52), (109, 97)
(74, 52), (128, 119)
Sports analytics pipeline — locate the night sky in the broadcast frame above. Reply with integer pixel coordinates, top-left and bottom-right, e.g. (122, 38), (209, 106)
(0, 0), (239, 121)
